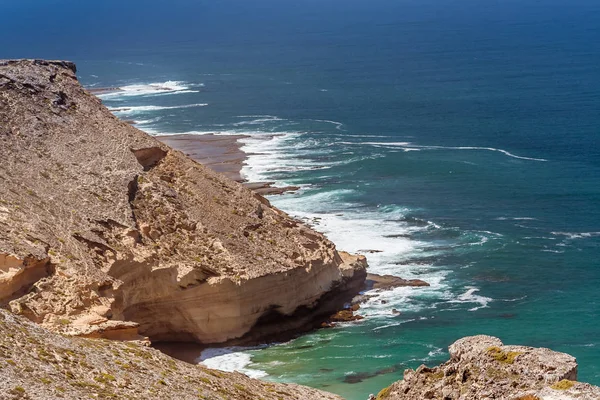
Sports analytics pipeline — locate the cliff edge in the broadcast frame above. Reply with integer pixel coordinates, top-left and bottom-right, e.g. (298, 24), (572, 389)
(0, 59), (367, 344)
(374, 335), (600, 400)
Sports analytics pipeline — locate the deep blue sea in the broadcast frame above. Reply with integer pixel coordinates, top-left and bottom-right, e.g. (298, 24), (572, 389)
(2, 0), (600, 398)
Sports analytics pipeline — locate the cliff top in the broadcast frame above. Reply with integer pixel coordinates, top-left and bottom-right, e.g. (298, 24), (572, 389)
(0, 308), (342, 400)
(0, 58), (339, 280)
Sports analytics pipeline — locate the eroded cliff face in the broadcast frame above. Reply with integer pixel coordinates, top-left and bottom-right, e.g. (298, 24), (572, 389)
(0, 309), (343, 400)
(375, 335), (600, 400)
(0, 59), (367, 344)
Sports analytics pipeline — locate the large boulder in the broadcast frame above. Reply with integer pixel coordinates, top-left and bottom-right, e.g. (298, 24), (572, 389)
(375, 335), (600, 400)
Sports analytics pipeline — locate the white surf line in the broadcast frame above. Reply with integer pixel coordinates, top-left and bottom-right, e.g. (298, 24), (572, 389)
(198, 347), (268, 379)
(306, 119), (346, 131)
(108, 103), (208, 113)
(97, 80), (197, 98)
(232, 116), (288, 126)
(339, 141), (548, 162)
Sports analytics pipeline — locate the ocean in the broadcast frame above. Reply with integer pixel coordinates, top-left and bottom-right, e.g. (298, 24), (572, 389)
(2, 0), (600, 398)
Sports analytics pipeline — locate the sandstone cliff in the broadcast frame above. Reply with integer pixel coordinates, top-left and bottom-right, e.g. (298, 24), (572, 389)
(0, 308), (342, 400)
(374, 335), (600, 400)
(0, 59), (367, 344)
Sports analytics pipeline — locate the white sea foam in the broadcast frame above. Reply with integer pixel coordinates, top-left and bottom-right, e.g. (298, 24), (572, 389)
(550, 231), (600, 239)
(426, 347), (445, 359)
(233, 116), (287, 126)
(474, 230), (503, 237)
(198, 347), (267, 379)
(133, 117), (162, 125)
(495, 217), (537, 221)
(336, 134), (391, 138)
(241, 138), (386, 186)
(236, 115), (279, 118)
(449, 287), (493, 311)
(239, 132), (333, 184)
(371, 320), (415, 331)
(97, 80), (200, 99)
(307, 119), (345, 131)
(501, 295), (527, 302)
(109, 103), (208, 114)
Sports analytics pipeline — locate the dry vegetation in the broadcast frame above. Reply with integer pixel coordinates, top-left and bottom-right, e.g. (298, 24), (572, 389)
(0, 309), (341, 400)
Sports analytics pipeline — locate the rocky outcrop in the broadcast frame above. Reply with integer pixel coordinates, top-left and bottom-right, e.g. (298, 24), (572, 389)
(0, 253), (53, 302)
(0, 308), (342, 400)
(365, 273), (429, 291)
(374, 335), (600, 400)
(0, 59), (367, 344)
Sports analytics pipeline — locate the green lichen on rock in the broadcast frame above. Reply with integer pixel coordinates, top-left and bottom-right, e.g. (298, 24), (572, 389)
(430, 370), (444, 380)
(487, 346), (522, 364)
(376, 385), (392, 399)
(551, 379), (575, 390)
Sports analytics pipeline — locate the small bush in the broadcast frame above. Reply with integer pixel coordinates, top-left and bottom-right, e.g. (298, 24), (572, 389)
(487, 346), (522, 364)
(376, 385), (392, 399)
(551, 380), (575, 390)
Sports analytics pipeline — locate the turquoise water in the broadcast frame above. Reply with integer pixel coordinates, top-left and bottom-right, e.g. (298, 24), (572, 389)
(3, 1), (600, 398)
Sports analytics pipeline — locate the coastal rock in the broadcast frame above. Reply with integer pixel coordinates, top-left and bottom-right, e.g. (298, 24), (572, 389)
(365, 273), (430, 291)
(374, 335), (600, 400)
(328, 308), (364, 323)
(0, 59), (367, 344)
(0, 308), (343, 400)
(242, 182), (301, 195)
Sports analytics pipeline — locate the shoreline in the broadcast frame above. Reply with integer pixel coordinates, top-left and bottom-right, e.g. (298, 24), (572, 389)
(150, 131), (432, 367)
(95, 89), (439, 393)
(155, 133), (300, 195)
(153, 272), (429, 366)
(156, 133), (248, 182)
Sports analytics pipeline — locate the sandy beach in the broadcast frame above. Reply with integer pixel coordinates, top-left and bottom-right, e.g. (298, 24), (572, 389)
(157, 133), (248, 182)
(156, 133), (300, 195)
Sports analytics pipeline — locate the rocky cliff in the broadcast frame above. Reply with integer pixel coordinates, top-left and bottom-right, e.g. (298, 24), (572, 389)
(0, 59), (367, 344)
(374, 335), (600, 400)
(0, 308), (342, 400)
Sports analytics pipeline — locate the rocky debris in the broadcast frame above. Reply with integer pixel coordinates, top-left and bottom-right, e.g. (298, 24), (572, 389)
(0, 59), (367, 345)
(345, 273), (429, 314)
(324, 271), (427, 325)
(374, 335), (600, 400)
(329, 309), (363, 322)
(344, 365), (403, 385)
(365, 273), (430, 291)
(0, 308), (342, 400)
(351, 294), (376, 305)
(325, 303), (364, 326)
